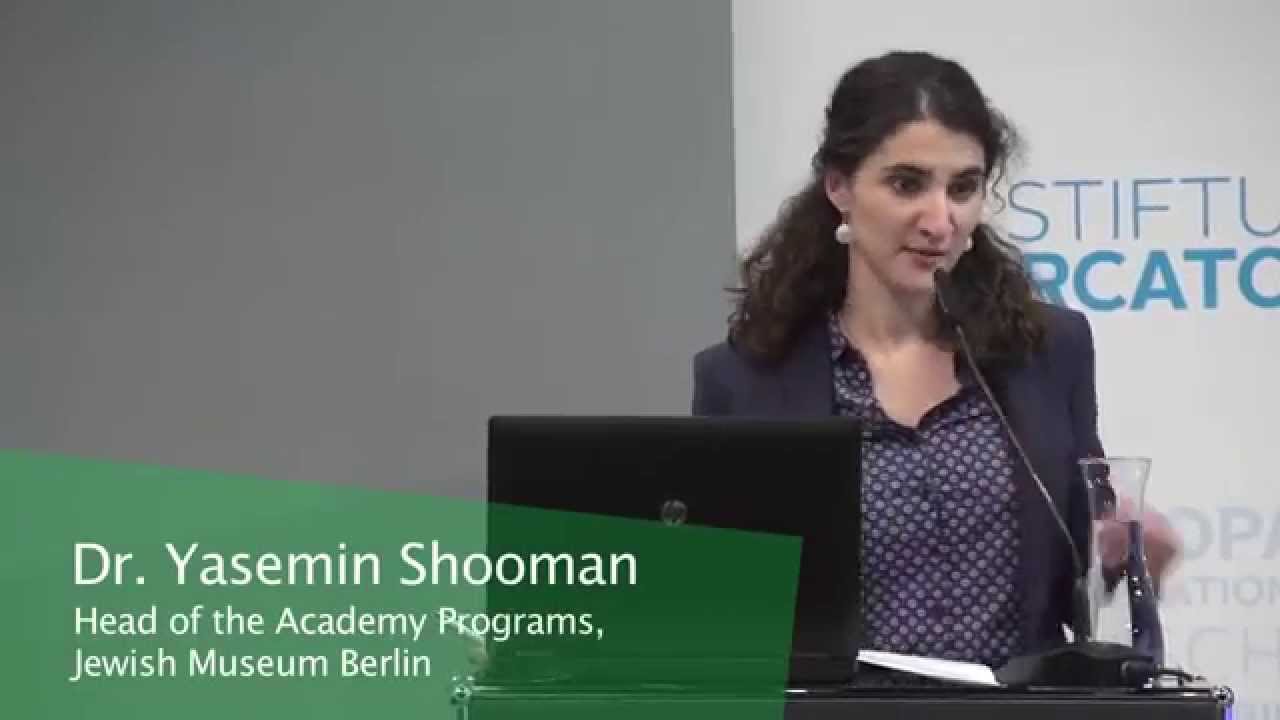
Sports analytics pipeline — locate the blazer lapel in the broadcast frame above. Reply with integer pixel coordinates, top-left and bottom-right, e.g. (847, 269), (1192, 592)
(778, 319), (836, 417)
(991, 361), (1073, 651)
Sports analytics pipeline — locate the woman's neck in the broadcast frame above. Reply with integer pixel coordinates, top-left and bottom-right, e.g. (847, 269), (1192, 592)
(841, 265), (941, 352)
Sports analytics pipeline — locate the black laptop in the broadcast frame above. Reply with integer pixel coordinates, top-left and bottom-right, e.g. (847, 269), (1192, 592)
(484, 415), (863, 688)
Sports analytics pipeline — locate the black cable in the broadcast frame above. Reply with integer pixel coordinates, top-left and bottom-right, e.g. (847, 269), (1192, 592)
(1155, 666), (1205, 685)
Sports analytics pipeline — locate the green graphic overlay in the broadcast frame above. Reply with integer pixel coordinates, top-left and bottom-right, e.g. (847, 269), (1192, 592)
(1, 451), (801, 718)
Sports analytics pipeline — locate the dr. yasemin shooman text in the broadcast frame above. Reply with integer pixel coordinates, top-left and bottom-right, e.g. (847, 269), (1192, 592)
(74, 541), (638, 587)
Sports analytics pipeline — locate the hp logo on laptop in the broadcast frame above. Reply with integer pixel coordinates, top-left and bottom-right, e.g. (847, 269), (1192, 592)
(660, 499), (687, 526)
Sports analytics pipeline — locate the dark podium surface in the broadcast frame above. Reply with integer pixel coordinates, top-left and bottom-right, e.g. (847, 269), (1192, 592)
(456, 683), (1234, 720)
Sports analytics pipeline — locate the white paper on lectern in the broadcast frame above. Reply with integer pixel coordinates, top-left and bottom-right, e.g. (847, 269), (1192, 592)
(857, 650), (1003, 687)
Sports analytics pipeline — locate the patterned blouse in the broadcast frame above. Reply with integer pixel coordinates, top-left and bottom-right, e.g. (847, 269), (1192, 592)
(827, 313), (1023, 667)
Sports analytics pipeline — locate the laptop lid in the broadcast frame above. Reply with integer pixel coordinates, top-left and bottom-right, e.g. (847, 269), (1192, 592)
(484, 415), (863, 687)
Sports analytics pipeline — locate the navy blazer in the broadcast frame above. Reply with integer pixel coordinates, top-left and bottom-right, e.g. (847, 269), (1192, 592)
(691, 303), (1104, 655)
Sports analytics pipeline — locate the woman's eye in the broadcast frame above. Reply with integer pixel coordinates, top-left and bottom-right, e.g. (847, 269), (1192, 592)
(950, 179), (981, 200)
(888, 176), (923, 195)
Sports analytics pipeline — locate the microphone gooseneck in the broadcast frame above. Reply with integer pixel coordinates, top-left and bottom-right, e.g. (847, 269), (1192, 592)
(931, 268), (1086, 587)
(932, 268), (1169, 687)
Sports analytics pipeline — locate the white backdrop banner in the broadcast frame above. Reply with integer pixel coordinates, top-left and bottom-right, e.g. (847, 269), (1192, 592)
(731, 0), (1279, 714)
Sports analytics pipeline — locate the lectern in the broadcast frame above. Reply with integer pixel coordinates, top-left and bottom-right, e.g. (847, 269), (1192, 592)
(452, 681), (1234, 720)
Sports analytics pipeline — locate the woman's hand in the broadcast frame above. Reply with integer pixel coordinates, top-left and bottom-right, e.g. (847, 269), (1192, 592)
(1096, 497), (1182, 587)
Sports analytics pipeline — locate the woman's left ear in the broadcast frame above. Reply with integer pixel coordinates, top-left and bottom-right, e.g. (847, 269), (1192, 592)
(823, 169), (853, 210)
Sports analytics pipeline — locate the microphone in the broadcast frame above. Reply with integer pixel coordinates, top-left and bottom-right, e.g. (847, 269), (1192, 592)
(932, 267), (1163, 687)
(931, 267), (1085, 587)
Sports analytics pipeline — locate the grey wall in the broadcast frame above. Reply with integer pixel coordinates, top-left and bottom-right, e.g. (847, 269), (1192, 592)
(0, 1), (737, 495)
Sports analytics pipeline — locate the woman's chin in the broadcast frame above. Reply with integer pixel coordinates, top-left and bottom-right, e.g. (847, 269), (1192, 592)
(887, 264), (942, 296)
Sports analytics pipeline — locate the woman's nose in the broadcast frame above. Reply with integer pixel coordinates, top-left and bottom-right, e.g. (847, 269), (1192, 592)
(917, 189), (955, 241)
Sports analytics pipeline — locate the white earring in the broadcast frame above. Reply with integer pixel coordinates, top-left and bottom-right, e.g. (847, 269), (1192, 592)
(964, 235), (974, 252)
(835, 222), (853, 245)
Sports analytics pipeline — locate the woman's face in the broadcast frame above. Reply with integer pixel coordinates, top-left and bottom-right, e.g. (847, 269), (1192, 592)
(825, 119), (987, 297)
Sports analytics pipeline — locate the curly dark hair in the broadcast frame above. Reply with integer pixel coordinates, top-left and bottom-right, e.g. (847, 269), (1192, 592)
(729, 51), (1045, 367)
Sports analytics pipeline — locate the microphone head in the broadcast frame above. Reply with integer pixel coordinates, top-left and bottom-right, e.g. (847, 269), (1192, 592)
(932, 267), (959, 328)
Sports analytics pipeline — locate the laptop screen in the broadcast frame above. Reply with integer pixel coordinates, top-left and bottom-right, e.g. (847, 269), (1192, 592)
(484, 415), (863, 687)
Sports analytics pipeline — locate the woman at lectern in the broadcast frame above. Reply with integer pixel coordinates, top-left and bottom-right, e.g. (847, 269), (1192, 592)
(691, 51), (1179, 668)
